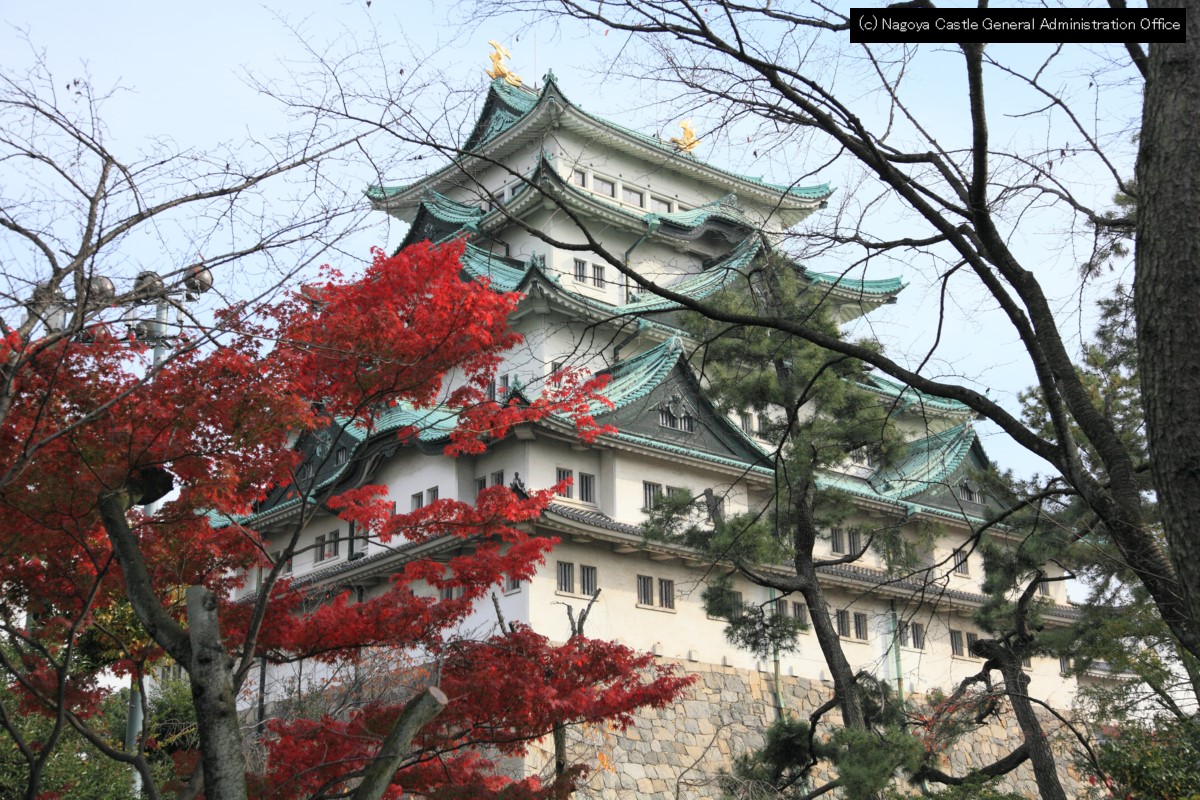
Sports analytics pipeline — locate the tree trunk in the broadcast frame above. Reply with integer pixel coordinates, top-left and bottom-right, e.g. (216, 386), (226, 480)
(186, 587), (249, 800)
(1136, 0), (1200, 659)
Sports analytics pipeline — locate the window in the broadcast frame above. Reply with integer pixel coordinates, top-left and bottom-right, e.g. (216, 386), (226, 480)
(491, 470), (505, 487)
(298, 462), (315, 481)
(659, 407), (678, 429)
(658, 578), (675, 609)
(643, 481), (664, 510)
(335, 446), (348, 466)
(581, 565), (598, 596)
(847, 530), (862, 555)
(637, 574), (654, 605)
(1059, 655), (1072, 675)
(792, 602), (809, 624)
(411, 491), (424, 511)
(579, 473), (596, 504)
(650, 195), (672, 213)
(831, 528), (846, 554)
(388, 500), (398, 517)
(836, 610), (851, 638)
(556, 467), (574, 498)
(950, 629), (965, 657)
(572, 168), (587, 187)
(557, 561), (575, 593)
(505, 574), (522, 592)
(713, 590), (745, 621)
(347, 521), (357, 558)
(911, 622), (926, 650)
(853, 612), (869, 640)
(498, 374), (509, 399)
(594, 176), (615, 197)
(850, 447), (879, 468)
(666, 486), (688, 501)
(475, 477), (487, 496)
(966, 632), (979, 656)
(757, 414), (770, 435)
(953, 550), (970, 575)
(440, 584), (463, 601)
(315, 530), (339, 563)
(681, 414), (696, 433)
(958, 482), (981, 503)
(574, 258), (588, 283)
(426, 486), (438, 503)
(740, 412), (753, 433)
(1038, 579), (1051, 596)
(592, 263), (605, 287)
(622, 186), (644, 207)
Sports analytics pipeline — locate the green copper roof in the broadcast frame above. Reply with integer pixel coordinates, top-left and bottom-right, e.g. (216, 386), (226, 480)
(656, 193), (756, 229)
(420, 190), (487, 227)
(460, 243), (527, 293)
(868, 422), (976, 500)
(806, 270), (906, 296)
(369, 75), (832, 206)
(593, 337), (685, 413)
(618, 237), (761, 314)
(857, 374), (974, 414)
(609, 430), (773, 475)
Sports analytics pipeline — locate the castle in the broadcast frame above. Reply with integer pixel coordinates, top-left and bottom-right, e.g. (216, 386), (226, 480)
(236, 62), (1091, 796)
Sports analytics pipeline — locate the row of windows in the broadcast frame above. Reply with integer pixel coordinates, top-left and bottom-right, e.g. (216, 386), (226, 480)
(659, 407), (697, 432)
(411, 486), (439, 511)
(573, 259), (607, 287)
(555, 468), (596, 504)
(739, 412), (771, 436)
(642, 481), (687, 510)
(830, 527), (863, 556)
(570, 168), (687, 215)
(475, 471), (507, 494)
(556, 560), (599, 596)
(637, 574), (675, 609)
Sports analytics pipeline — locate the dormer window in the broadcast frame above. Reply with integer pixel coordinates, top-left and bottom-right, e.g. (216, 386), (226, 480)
(850, 447), (879, 468)
(958, 482), (982, 503)
(659, 395), (696, 433)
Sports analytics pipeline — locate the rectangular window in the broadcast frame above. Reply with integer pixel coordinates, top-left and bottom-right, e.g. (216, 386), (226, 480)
(1038, 579), (1051, 596)
(622, 186), (644, 207)
(911, 622), (926, 650)
(643, 481), (663, 510)
(314, 534), (327, 563)
(556, 467), (574, 498)
(831, 528), (846, 554)
(727, 591), (745, 620)
(681, 414), (695, 433)
(411, 491), (424, 511)
(556, 561), (575, 594)
(594, 176), (615, 197)
(389, 500), (398, 517)
(475, 477), (487, 497)
(740, 412), (753, 433)
(574, 258), (588, 283)
(347, 522), (357, 558)
(505, 574), (522, 592)
(426, 486), (438, 503)
(491, 470), (505, 487)
(898, 621), (910, 647)
(792, 602), (809, 624)
(853, 612), (869, 640)
(953, 550), (970, 575)
(637, 574), (654, 606)
(658, 578), (675, 609)
(650, 195), (672, 214)
(581, 565), (598, 596)
(440, 584), (462, 601)
(335, 446), (348, 466)
(757, 413), (770, 434)
(848, 530), (862, 554)
(836, 609), (851, 638)
(950, 629), (965, 657)
(592, 263), (605, 287)
(1059, 655), (1072, 675)
(572, 168), (587, 187)
(966, 632), (979, 656)
(579, 473), (595, 504)
(498, 374), (509, 399)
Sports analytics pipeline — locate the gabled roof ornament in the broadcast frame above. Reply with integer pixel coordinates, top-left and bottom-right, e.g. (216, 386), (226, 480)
(486, 40), (522, 87)
(669, 120), (701, 153)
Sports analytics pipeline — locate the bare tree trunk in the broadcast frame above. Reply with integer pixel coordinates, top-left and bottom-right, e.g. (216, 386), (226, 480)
(1136, 0), (1200, 651)
(186, 588), (249, 800)
(350, 687), (447, 800)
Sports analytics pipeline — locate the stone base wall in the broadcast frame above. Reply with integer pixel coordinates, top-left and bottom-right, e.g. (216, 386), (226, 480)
(527, 658), (1089, 799)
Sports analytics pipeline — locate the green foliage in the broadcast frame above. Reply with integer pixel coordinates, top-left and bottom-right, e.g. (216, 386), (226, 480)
(723, 715), (815, 796)
(702, 577), (806, 659)
(817, 726), (922, 800)
(1089, 716), (1200, 799)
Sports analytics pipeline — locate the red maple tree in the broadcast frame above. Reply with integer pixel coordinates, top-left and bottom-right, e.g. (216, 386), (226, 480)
(0, 240), (691, 800)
